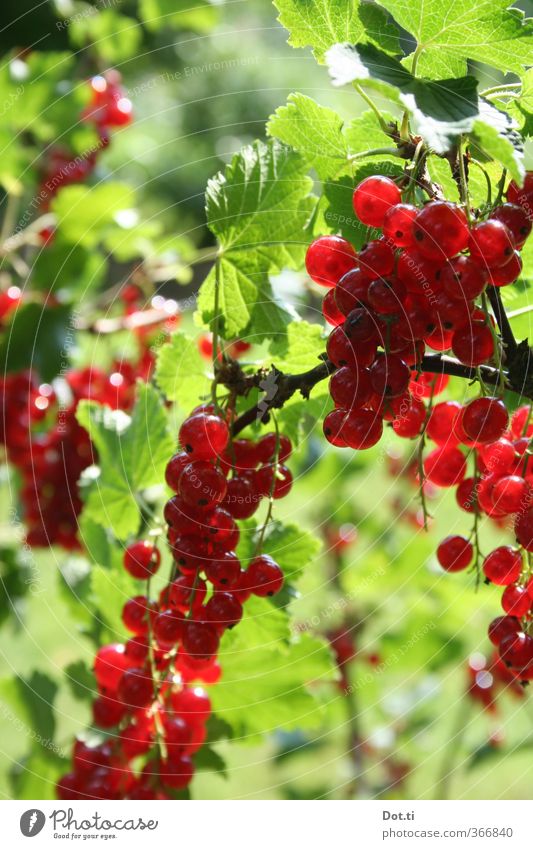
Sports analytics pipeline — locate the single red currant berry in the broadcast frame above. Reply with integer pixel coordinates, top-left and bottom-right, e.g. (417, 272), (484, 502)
(203, 508), (240, 551)
(382, 203), (417, 247)
(492, 475), (530, 514)
(392, 396), (426, 438)
(92, 696), (125, 728)
(246, 554), (284, 596)
(426, 401), (461, 445)
(469, 220), (515, 268)
(119, 722), (153, 759)
(123, 541), (161, 580)
(305, 235), (357, 287)
(343, 306), (379, 343)
(159, 754), (195, 790)
(179, 413), (229, 460)
(322, 288), (345, 325)
(341, 408), (383, 449)
(413, 202), (469, 260)
(456, 477), (477, 513)
(168, 575), (207, 613)
(256, 433), (292, 463)
(488, 251), (522, 287)
(153, 609), (184, 649)
(367, 276), (406, 316)
(329, 366), (373, 409)
(490, 203), (532, 247)
(460, 397), (509, 444)
(223, 476), (260, 519)
(501, 584), (531, 617)
(358, 238), (395, 279)
(424, 446), (466, 487)
(499, 632), (533, 668)
(122, 595), (154, 635)
(323, 409), (348, 447)
(163, 716), (192, 750)
(369, 353), (410, 398)
(483, 547), (523, 585)
(165, 452), (190, 491)
(254, 463), (293, 499)
(440, 256), (487, 300)
(437, 535), (473, 572)
(181, 620), (220, 660)
(451, 322), (494, 367)
(94, 643), (130, 692)
(179, 460), (227, 509)
(334, 268), (370, 315)
(352, 176), (401, 227)
(205, 591), (243, 628)
(514, 505), (533, 551)
(117, 667), (154, 709)
(171, 686), (211, 725)
(477, 438), (516, 475)
(506, 172), (533, 207)
(488, 615), (521, 646)
(205, 551), (241, 589)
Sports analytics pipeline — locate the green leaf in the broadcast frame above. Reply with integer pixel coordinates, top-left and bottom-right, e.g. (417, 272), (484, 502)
(376, 0), (533, 79)
(193, 745), (227, 777)
(64, 661), (94, 703)
(273, 0), (399, 62)
(139, 0), (219, 32)
(70, 11), (142, 63)
(260, 521), (322, 584)
(0, 672), (58, 746)
(211, 597), (336, 736)
(77, 382), (174, 539)
(469, 105), (525, 184)
(198, 140), (316, 340)
(11, 749), (66, 801)
(269, 321), (326, 372)
(155, 331), (211, 409)
(90, 565), (137, 640)
(52, 183), (137, 248)
(31, 241), (107, 297)
(276, 390), (331, 447)
(0, 303), (72, 381)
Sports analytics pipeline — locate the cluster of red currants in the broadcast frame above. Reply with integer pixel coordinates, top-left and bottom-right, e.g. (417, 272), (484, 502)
(57, 408), (293, 798)
(39, 70), (132, 215)
(306, 170), (533, 683)
(466, 650), (524, 717)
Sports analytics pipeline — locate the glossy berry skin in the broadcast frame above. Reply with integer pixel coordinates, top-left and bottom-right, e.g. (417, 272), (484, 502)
(179, 413), (229, 461)
(204, 551), (241, 589)
(488, 251), (522, 287)
(507, 172), (533, 206)
(455, 477), (476, 513)
(492, 475), (529, 514)
(223, 476), (260, 520)
(382, 203), (417, 247)
(326, 325), (359, 369)
(412, 202), (469, 260)
(392, 397), (426, 438)
(369, 354), (410, 398)
(169, 575), (207, 613)
(246, 555), (284, 597)
(181, 620), (219, 660)
(323, 409), (348, 447)
(441, 256), (487, 300)
(159, 755), (194, 790)
(469, 220), (515, 268)
(426, 401), (461, 444)
(341, 409), (383, 449)
(93, 696), (125, 729)
(117, 667), (153, 709)
(335, 268), (370, 315)
(483, 547), (523, 585)
(256, 433), (292, 464)
(153, 609), (184, 649)
(452, 322), (494, 367)
(515, 506), (533, 551)
(367, 277), (406, 316)
(460, 397), (509, 444)
(329, 366), (373, 409)
(171, 687), (211, 725)
(123, 541), (161, 580)
(165, 452), (190, 491)
(488, 615), (521, 646)
(122, 596), (153, 635)
(322, 288), (345, 325)
(254, 463), (293, 499)
(179, 461), (227, 509)
(501, 584), (531, 617)
(352, 176), (401, 227)
(205, 591), (243, 628)
(437, 535), (473, 572)
(499, 632), (533, 669)
(94, 644), (130, 692)
(358, 239), (395, 279)
(305, 236), (357, 287)
(490, 203), (532, 247)
(424, 446), (466, 487)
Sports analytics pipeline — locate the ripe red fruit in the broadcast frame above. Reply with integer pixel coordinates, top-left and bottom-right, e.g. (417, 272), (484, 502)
(437, 535), (473, 572)
(488, 615), (521, 646)
(341, 408), (383, 449)
(490, 203), (532, 247)
(424, 446), (466, 487)
(246, 554), (284, 596)
(205, 591), (243, 628)
(352, 176), (401, 227)
(426, 401), (461, 444)
(118, 667), (154, 708)
(492, 475), (530, 514)
(323, 409), (348, 447)
(367, 276), (406, 316)
(179, 413), (229, 460)
(205, 551), (241, 589)
(159, 754), (194, 789)
(358, 239), (395, 279)
(256, 433), (292, 464)
(123, 541), (161, 580)
(382, 203), (417, 247)
(469, 220), (515, 268)
(412, 202), (469, 260)
(501, 584), (531, 617)
(456, 477), (477, 513)
(499, 632), (533, 668)
(440, 256), (487, 300)
(369, 354), (410, 398)
(322, 288), (345, 325)
(169, 575), (207, 613)
(122, 596), (154, 635)
(326, 324), (359, 368)
(305, 235), (357, 287)
(254, 463), (293, 499)
(94, 643), (130, 692)
(514, 506), (533, 551)
(483, 547), (523, 585)
(329, 366), (373, 409)
(153, 609), (184, 649)
(460, 397), (509, 444)
(392, 396), (426, 438)
(451, 322), (494, 367)
(488, 250), (522, 286)
(181, 620), (220, 660)
(343, 306), (378, 343)
(179, 460), (227, 509)
(165, 452), (190, 491)
(92, 696), (125, 728)
(171, 686), (211, 725)
(334, 268), (370, 315)
(223, 476), (260, 519)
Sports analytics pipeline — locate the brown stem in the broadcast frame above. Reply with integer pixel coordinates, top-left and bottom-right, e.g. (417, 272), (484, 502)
(487, 286), (518, 355)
